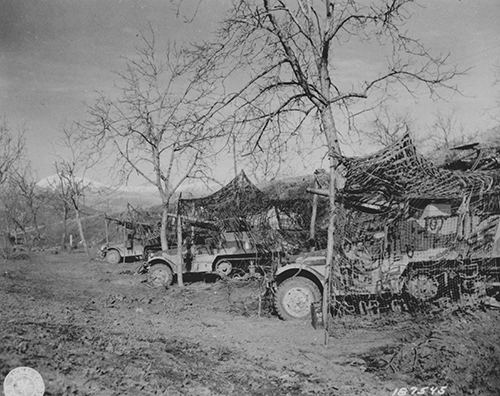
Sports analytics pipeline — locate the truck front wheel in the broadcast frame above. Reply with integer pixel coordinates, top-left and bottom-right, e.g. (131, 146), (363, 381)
(148, 264), (174, 289)
(105, 249), (121, 264)
(275, 277), (321, 320)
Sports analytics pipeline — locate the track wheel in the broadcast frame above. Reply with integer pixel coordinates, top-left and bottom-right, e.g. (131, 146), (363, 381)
(105, 249), (121, 264)
(275, 277), (321, 321)
(148, 264), (174, 288)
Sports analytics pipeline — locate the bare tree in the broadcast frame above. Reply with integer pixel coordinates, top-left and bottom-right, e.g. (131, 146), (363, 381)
(486, 63), (500, 144)
(53, 127), (96, 258)
(83, 30), (226, 286)
(0, 118), (25, 186)
(49, 169), (72, 250)
(362, 106), (412, 147)
(211, 0), (461, 340)
(481, 125), (500, 147)
(424, 111), (478, 164)
(492, 62), (500, 125)
(0, 119), (26, 246)
(8, 165), (45, 243)
(0, 178), (31, 239)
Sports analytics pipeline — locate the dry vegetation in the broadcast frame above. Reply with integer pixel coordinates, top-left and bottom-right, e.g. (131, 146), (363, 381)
(1, 252), (498, 395)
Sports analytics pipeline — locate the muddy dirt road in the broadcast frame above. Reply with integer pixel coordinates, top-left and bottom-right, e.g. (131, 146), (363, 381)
(1, 253), (497, 395)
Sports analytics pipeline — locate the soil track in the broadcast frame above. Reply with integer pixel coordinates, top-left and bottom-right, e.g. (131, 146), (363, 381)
(0, 252), (496, 395)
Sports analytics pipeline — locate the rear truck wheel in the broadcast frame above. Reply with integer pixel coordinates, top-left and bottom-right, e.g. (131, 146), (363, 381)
(105, 249), (121, 264)
(275, 277), (321, 321)
(148, 264), (174, 288)
(215, 260), (233, 277)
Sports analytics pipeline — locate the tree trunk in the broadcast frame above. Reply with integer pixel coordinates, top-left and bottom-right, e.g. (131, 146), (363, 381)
(160, 204), (170, 251)
(309, 177), (319, 246)
(32, 212), (41, 244)
(319, 103), (342, 346)
(74, 207), (90, 258)
(61, 204), (68, 250)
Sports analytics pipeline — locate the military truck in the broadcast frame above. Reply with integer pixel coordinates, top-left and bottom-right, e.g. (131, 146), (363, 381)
(142, 230), (275, 287)
(101, 235), (161, 264)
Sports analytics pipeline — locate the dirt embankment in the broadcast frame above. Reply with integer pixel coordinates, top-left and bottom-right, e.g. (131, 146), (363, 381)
(1, 253), (498, 395)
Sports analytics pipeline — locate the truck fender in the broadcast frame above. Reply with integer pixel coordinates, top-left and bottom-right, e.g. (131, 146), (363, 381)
(147, 257), (176, 273)
(108, 246), (125, 256)
(275, 264), (326, 293)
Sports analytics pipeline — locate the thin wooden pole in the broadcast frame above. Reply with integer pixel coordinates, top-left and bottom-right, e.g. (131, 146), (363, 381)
(122, 223), (126, 263)
(176, 194), (184, 287)
(275, 205), (282, 230)
(104, 215), (109, 244)
(323, 159), (339, 346)
(309, 176), (319, 245)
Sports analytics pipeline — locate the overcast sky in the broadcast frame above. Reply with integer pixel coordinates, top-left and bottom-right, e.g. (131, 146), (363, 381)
(1, 0), (499, 185)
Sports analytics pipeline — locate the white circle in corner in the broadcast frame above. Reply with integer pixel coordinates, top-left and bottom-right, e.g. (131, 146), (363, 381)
(3, 367), (45, 396)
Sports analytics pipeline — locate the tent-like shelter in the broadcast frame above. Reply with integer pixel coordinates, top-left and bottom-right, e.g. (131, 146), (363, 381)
(179, 170), (268, 225)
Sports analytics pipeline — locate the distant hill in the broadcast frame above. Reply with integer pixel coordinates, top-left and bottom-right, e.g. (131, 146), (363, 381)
(36, 175), (163, 213)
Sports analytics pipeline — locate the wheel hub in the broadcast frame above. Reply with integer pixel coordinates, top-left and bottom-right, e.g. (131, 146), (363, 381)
(216, 261), (232, 276)
(283, 287), (313, 317)
(106, 250), (120, 264)
(150, 268), (169, 287)
(407, 274), (439, 301)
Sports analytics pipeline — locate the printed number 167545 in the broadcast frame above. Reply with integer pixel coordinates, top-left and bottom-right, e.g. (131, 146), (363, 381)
(391, 386), (447, 395)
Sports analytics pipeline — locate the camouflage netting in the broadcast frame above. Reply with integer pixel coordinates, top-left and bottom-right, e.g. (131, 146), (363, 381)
(180, 171), (268, 222)
(330, 133), (500, 310)
(179, 171), (329, 253)
(339, 133), (500, 212)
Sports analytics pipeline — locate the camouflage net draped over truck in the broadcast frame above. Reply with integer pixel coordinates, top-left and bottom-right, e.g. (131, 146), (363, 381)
(329, 133), (500, 312)
(178, 171), (328, 257)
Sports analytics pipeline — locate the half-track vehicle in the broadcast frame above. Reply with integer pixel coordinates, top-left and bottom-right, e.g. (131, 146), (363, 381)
(273, 135), (500, 320)
(143, 230), (275, 287)
(273, 211), (500, 320)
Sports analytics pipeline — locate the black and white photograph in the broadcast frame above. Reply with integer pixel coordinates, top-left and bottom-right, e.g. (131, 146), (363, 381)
(1, 1), (499, 395)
